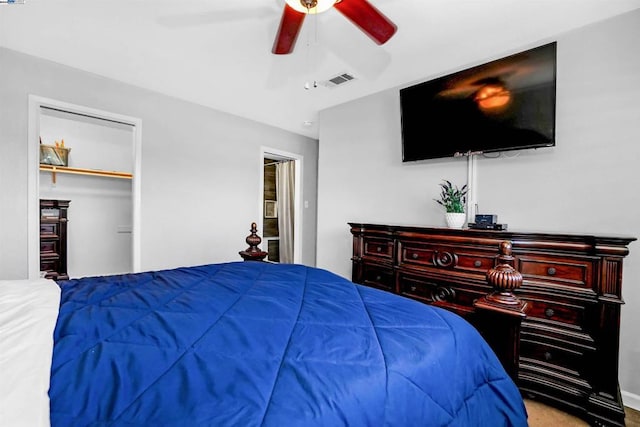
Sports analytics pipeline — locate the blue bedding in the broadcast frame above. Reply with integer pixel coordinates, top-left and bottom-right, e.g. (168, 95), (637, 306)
(50, 262), (527, 426)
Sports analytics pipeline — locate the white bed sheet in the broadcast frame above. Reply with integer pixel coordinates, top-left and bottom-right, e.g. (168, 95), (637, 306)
(0, 279), (61, 427)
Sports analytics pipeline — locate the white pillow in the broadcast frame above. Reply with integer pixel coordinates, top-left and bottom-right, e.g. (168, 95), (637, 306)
(0, 279), (61, 427)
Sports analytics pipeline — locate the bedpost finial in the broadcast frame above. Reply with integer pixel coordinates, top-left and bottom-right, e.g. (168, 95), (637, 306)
(496, 240), (515, 265)
(482, 240), (526, 310)
(247, 222), (261, 246)
(500, 240), (512, 256)
(245, 222), (263, 250)
(239, 222), (268, 262)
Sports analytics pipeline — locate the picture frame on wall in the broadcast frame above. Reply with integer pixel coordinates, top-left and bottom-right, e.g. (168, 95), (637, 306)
(264, 200), (277, 218)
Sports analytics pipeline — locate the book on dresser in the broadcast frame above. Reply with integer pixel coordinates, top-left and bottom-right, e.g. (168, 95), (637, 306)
(349, 222), (635, 427)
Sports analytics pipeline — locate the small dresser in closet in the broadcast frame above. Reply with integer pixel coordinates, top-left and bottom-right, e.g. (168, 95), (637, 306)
(40, 199), (70, 280)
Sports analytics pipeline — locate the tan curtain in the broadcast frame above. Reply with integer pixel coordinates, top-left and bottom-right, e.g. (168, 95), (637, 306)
(276, 161), (295, 263)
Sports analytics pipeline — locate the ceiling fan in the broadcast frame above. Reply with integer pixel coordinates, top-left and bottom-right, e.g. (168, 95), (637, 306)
(272, 0), (397, 54)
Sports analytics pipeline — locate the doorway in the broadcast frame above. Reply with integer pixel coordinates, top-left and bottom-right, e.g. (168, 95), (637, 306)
(27, 96), (142, 279)
(261, 148), (303, 264)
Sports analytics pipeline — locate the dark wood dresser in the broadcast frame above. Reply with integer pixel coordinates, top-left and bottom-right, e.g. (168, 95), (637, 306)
(349, 223), (635, 427)
(40, 199), (70, 280)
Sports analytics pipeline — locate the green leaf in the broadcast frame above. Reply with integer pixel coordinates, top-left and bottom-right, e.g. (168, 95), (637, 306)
(434, 179), (468, 213)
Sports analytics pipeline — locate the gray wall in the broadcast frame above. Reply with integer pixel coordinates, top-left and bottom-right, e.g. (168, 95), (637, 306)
(0, 47), (318, 278)
(317, 10), (640, 403)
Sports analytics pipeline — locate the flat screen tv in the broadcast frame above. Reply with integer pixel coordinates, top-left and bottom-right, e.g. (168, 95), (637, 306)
(400, 42), (556, 162)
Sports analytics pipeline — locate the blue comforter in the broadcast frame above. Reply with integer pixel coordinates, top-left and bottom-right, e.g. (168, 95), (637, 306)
(50, 262), (527, 426)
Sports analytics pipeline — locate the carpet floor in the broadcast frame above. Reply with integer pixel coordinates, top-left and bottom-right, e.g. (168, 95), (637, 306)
(524, 399), (640, 426)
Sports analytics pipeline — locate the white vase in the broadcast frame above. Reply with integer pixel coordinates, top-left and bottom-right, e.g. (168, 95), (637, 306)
(445, 212), (466, 229)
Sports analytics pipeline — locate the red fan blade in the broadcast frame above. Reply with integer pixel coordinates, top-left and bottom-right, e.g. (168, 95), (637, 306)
(272, 4), (306, 55)
(334, 0), (397, 45)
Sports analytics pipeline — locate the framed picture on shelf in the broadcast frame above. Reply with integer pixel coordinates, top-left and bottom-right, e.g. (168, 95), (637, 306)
(264, 200), (277, 218)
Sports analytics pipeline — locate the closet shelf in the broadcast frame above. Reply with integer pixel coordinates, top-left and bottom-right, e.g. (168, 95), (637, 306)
(40, 164), (133, 183)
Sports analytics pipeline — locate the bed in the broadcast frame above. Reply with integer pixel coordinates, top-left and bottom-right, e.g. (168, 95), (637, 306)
(1, 246), (527, 426)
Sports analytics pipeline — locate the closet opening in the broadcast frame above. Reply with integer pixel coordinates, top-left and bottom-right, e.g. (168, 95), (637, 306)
(28, 96), (142, 279)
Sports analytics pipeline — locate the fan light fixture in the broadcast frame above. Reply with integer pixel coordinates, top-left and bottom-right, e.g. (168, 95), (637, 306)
(285, 0), (336, 14)
(273, 0), (396, 54)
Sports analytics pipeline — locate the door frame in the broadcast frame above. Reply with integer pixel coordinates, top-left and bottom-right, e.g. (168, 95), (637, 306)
(27, 95), (142, 279)
(260, 147), (303, 264)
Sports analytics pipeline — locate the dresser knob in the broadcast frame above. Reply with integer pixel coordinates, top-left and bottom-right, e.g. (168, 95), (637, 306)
(474, 260), (482, 268)
(376, 247), (382, 252)
(412, 253), (419, 260)
(544, 351), (553, 361)
(547, 267), (556, 276)
(545, 308), (555, 318)
(375, 275), (382, 282)
(410, 286), (417, 292)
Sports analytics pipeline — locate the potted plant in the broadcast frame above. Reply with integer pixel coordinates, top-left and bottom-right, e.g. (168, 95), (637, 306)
(435, 180), (468, 228)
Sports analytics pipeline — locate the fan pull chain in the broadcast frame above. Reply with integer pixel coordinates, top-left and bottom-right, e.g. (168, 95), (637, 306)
(304, 10), (318, 90)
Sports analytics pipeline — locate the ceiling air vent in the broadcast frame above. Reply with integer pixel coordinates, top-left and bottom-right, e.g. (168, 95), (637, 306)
(322, 72), (356, 88)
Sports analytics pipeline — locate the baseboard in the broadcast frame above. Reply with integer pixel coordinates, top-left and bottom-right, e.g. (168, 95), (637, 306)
(622, 390), (640, 411)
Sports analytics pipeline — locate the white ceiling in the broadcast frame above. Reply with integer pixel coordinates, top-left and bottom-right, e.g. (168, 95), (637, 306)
(1, 0), (639, 139)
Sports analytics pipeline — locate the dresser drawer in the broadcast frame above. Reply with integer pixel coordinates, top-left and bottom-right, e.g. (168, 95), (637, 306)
(363, 237), (393, 260)
(519, 296), (587, 331)
(397, 272), (490, 310)
(40, 257), (60, 273)
(520, 336), (589, 378)
(40, 222), (59, 236)
(398, 241), (495, 275)
(519, 362), (592, 406)
(40, 240), (59, 254)
(360, 263), (394, 292)
(517, 255), (594, 290)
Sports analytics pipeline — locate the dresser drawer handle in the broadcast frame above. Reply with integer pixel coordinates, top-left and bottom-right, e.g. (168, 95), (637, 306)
(412, 253), (419, 260)
(544, 308), (555, 318)
(547, 267), (556, 276)
(375, 275), (382, 282)
(544, 351), (553, 361)
(474, 260), (482, 268)
(410, 286), (417, 292)
(376, 247), (382, 253)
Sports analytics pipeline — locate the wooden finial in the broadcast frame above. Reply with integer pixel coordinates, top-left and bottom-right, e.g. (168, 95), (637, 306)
(475, 240), (527, 315)
(486, 241), (522, 300)
(239, 222), (268, 262)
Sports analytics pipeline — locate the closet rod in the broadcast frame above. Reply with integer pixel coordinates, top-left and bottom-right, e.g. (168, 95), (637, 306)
(40, 106), (134, 127)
